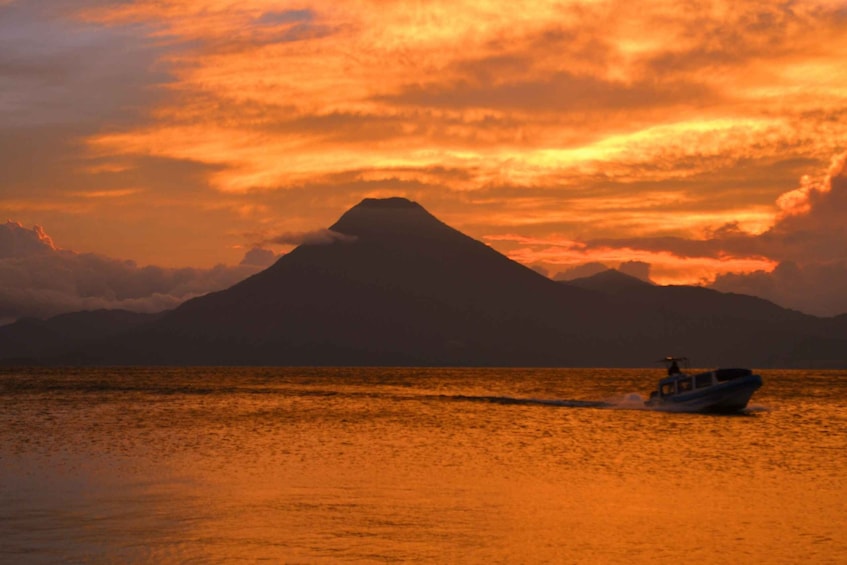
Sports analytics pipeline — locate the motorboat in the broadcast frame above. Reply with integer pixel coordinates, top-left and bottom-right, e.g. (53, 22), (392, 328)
(646, 357), (763, 413)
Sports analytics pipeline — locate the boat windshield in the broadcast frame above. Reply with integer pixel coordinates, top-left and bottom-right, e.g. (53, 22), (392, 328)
(661, 376), (696, 396)
(695, 373), (713, 388)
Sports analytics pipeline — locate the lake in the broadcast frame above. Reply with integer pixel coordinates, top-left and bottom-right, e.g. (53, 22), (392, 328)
(1, 367), (845, 563)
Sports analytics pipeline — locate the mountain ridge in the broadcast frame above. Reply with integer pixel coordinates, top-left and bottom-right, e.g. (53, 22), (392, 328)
(566, 268), (812, 323)
(3, 198), (846, 368)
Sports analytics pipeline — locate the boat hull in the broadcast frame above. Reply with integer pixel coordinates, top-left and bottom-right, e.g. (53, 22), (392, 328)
(647, 374), (763, 413)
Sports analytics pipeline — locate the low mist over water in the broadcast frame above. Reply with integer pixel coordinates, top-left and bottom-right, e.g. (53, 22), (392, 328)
(1, 367), (845, 563)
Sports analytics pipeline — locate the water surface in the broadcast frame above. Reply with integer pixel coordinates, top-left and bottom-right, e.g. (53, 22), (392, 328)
(1, 367), (844, 563)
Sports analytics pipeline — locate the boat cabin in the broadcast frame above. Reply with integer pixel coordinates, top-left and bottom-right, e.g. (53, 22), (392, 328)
(659, 372), (710, 397)
(647, 358), (761, 412)
(657, 368), (754, 398)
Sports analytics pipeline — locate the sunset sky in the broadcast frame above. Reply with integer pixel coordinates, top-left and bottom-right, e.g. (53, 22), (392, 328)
(2, 0), (846, 320)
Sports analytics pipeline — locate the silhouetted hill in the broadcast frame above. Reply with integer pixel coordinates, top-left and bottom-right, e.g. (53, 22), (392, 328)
(4, 199), (846, 367)
(0, 310), (162, 364)
(563, 269), (810, 323)
(567, 269), (654, 293)
(560, 269), (847, 367)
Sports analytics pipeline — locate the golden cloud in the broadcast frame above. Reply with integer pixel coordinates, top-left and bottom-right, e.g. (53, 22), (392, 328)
(3, 0), (846, 312)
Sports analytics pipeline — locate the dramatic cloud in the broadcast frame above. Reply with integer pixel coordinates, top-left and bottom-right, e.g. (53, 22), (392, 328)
(710, 152), (847, 316)
(0, 221), (269, 324)
(2, 1), (846, 316)
(0, 221), (56, 257)
(548, 152), (847, 315)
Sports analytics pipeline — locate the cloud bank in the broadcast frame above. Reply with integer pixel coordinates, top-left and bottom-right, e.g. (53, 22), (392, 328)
(549, 152), (847, 316)
(0, 221), (277, 324)
(709, 152), (847, 317)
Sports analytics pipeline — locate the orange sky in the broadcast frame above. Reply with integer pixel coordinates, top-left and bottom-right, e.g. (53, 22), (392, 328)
(2, 0), (846, 315)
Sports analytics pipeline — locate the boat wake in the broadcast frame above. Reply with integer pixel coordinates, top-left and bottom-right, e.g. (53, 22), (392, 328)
(444, 394), (610, 409)
(442, 392), (766, 414)
(442, 392), (660, 410)
(606, 392), (651, 410)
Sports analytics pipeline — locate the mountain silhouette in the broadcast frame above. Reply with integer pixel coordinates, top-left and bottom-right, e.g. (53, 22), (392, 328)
(0, 310), (161, 364)
(93, 198), (633, 365)
(4, 198), (846, 367)
(566, 268), (654, 293)
(562, 269), (847, 367)
(564, 269), (809, 322)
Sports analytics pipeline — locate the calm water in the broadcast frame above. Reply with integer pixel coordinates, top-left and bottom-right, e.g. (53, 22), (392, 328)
(1, 367), (845, 564)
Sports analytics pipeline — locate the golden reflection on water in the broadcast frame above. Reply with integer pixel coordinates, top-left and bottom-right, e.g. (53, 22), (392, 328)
(1, 367), (845, 563)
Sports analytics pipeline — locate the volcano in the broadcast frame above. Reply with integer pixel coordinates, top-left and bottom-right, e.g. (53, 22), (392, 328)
(12, 197), (847, 367)
(95, 197), (636, 365)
